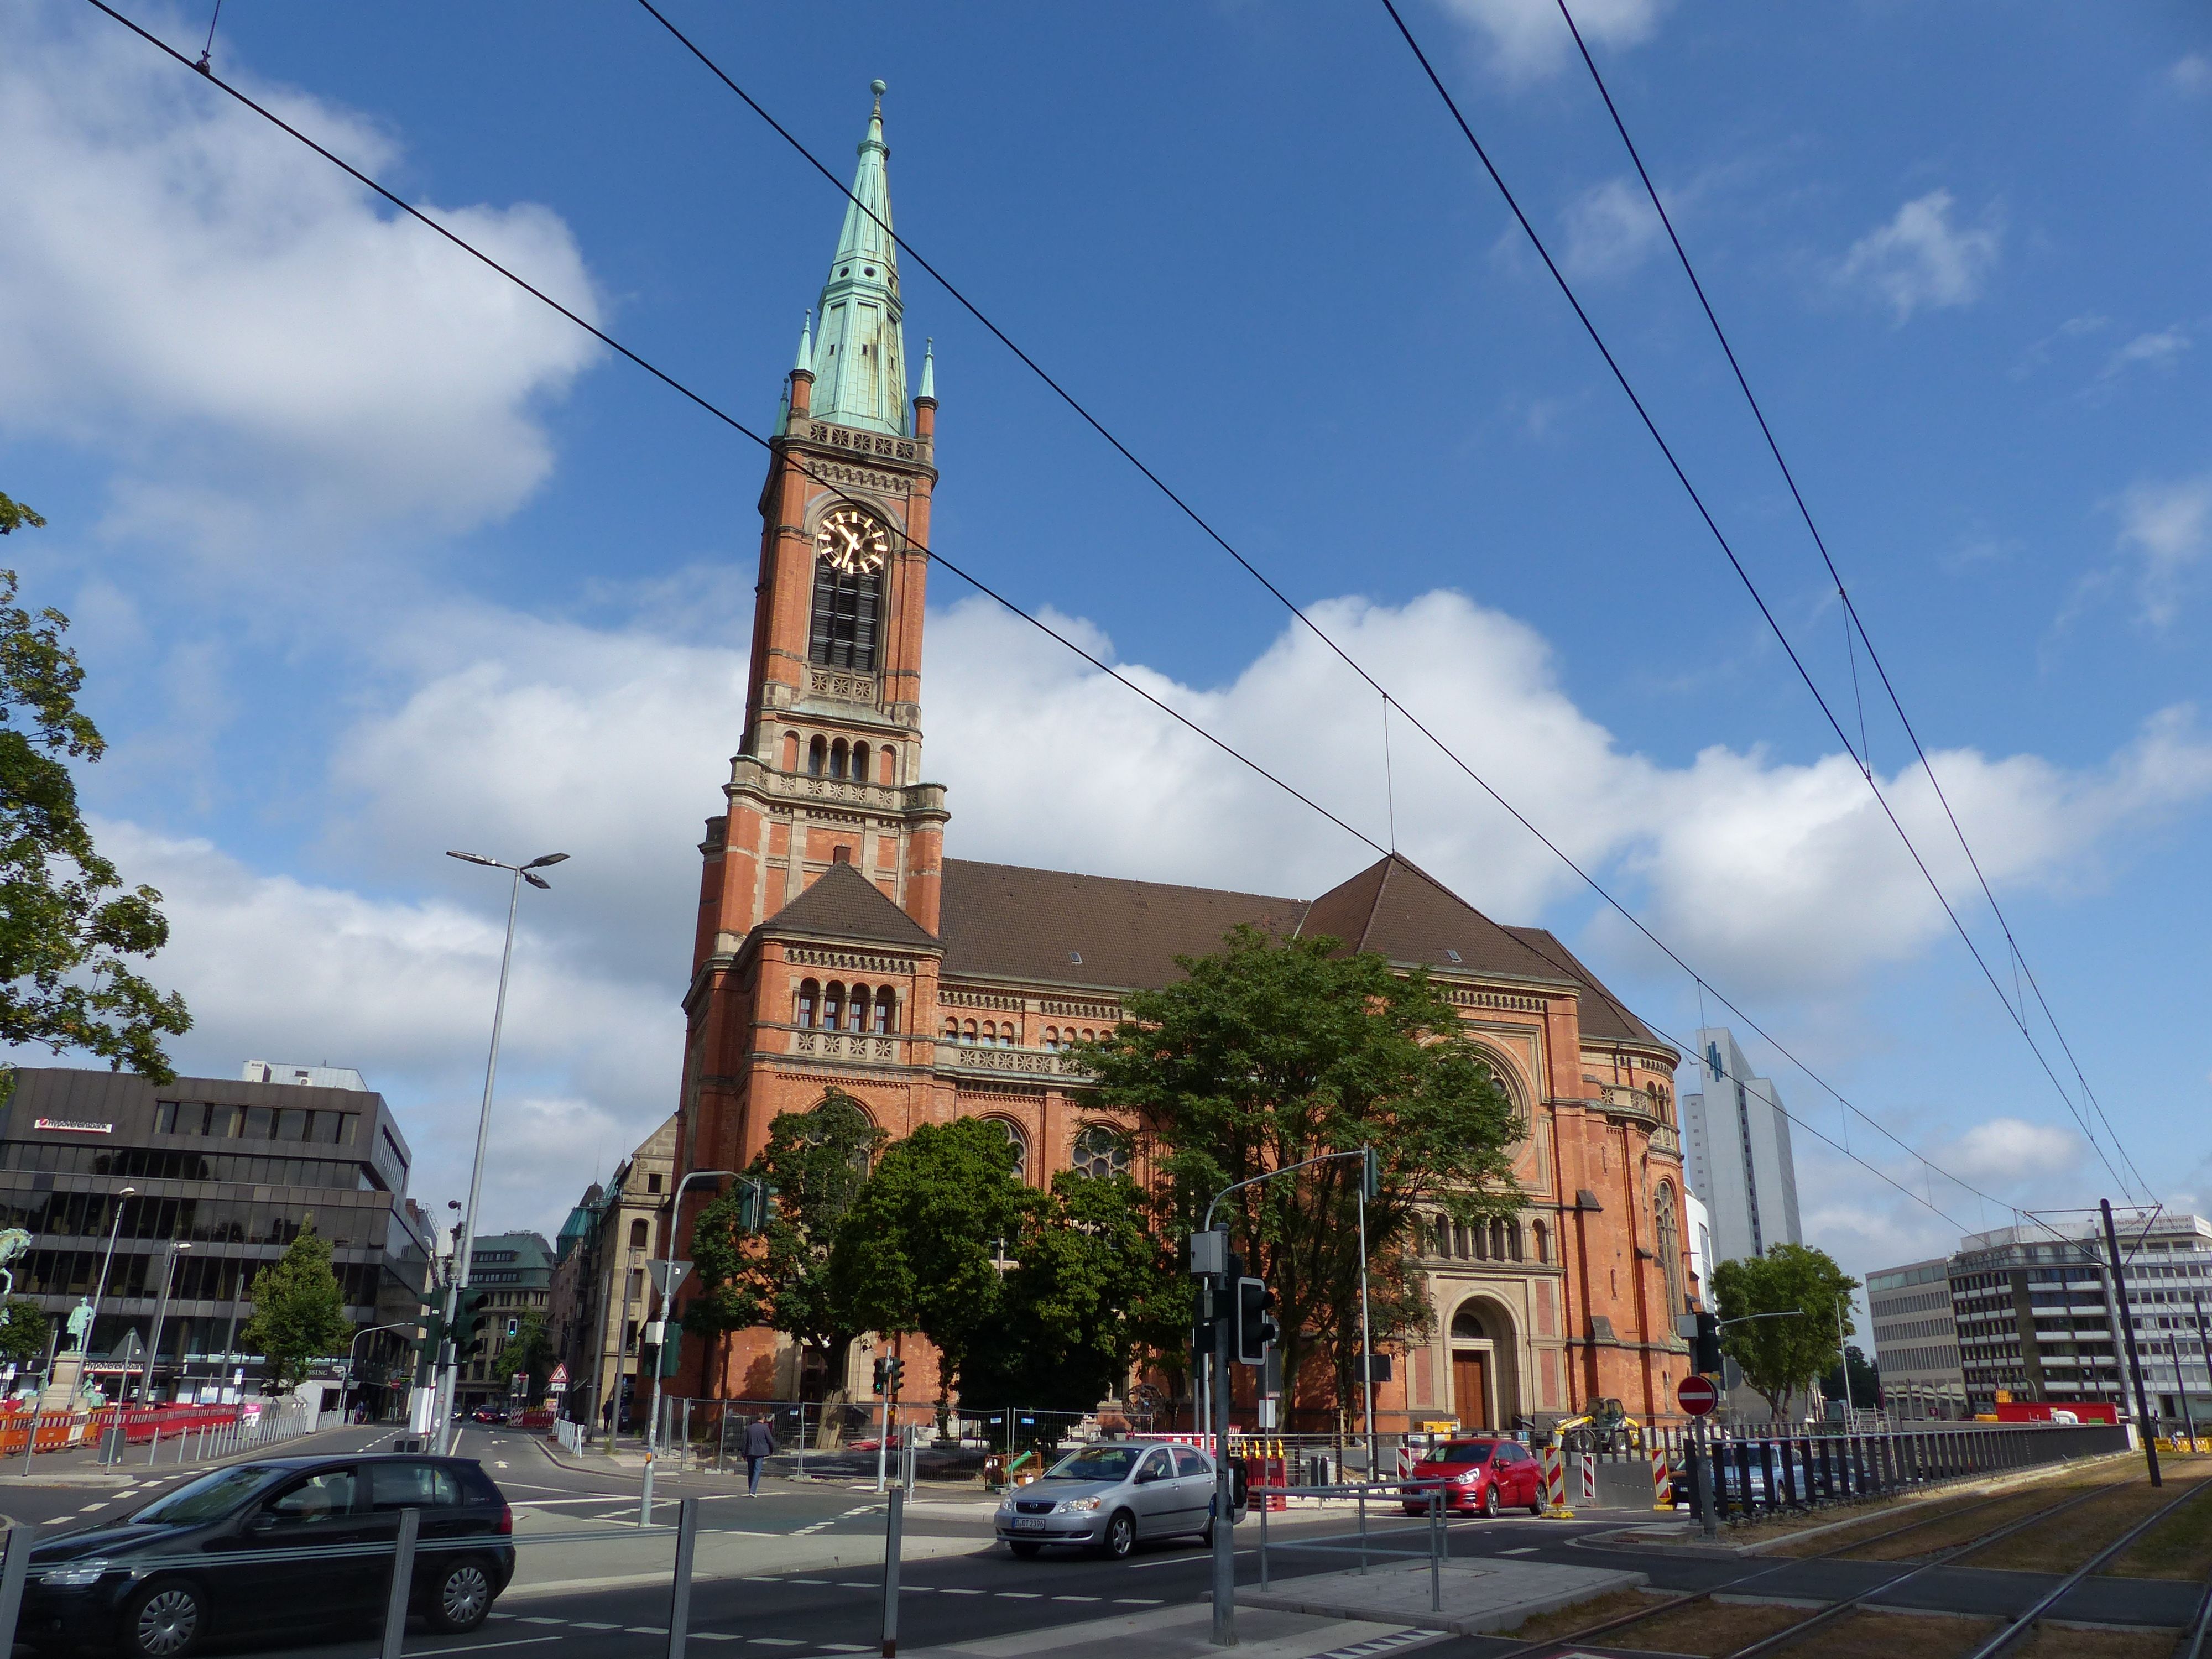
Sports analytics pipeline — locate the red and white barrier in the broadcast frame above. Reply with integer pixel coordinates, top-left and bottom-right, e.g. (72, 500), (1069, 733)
(1651, 1444), (1673, 1509)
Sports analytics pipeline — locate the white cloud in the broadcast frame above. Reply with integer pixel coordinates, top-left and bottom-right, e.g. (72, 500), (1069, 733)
(0, 3), (603, 539)
(2114, 473), (2212, 625)
(1835, 190), (2002, 323)
(2099, 327), (2193, 381)
(2174, 54), (2211, 95)
(1434, 0), (1666, 80)
(1933, 1117), (2083, 1184)
(1559, 177), (1665, 280)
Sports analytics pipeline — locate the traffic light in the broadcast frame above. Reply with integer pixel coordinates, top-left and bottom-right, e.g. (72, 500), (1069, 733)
(454, 1288), (492, 1366)
(873, 1357), (889, 1395)
(1693, 1311), (1723, 1375)
(1360, 1146), (1381, 1202)
(737, 1182), (780, 1232)
(885, 1355), (905, 1397)
(1235, 1277), (1277, 1366)
(505, 1316), (519, 1340)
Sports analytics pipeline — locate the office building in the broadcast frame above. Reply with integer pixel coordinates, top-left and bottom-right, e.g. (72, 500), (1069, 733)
(460, 1230), (552, 1409)
(549, 1114), (677, 1431)
(1866, 1256), (1966, 1416)
(0, 1065), (431, 1406)
(1679, 1028), (1801, 1267)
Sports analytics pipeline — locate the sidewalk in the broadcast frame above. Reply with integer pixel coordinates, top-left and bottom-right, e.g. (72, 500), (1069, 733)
(889, 1599), (1431, 1659)
(1240, 1556), (1647, 1638)
(531, 1433), (998, 1506)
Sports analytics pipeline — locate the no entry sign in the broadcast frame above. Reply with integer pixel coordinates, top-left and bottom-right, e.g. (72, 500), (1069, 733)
(1677, 1374), (1720, 1416)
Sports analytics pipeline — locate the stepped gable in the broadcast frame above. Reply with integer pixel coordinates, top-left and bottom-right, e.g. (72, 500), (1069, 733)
(760, 858), (941, 951)
(938, 858), (1306, 990)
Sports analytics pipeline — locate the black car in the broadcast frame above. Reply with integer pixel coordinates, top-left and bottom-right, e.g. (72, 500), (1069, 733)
(20, 1453), (515, 1657)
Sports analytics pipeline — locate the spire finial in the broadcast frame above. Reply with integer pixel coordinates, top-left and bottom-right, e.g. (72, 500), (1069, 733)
(794, 308), (813, 376)
(916, 337), (936, 404)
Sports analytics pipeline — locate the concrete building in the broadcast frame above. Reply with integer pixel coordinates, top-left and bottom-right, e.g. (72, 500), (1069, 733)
(1950, 1210), (2212, 1422)
(1679, 1028), (1801, 1267)
(548, 1115), (677, 1432)
(0, 1066), (430, 1408)
(460, 1231), (552, 1409)
(1866, 1256), (1966, 1417)
(659, 84), (1699, 1434)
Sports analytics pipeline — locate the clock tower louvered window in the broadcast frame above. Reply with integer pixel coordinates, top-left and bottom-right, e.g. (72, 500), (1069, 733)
(810, 558), (881, 670)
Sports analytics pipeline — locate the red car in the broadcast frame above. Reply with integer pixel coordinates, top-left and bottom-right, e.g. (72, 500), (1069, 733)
(1399, 1438), (1545, 1517)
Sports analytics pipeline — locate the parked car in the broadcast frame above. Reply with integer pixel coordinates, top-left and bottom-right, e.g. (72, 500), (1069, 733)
(1399, 1438), (1546, 1516)
(20, 1454), (515, 1658)
(468, 1407), (508, 1426)
(995, 1441), (1244, 1559)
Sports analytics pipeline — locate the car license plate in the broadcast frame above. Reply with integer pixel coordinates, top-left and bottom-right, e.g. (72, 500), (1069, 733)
(1013, 1517), (1045, 1531)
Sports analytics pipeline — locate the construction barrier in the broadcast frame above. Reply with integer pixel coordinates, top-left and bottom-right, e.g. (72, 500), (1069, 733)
(1539, 1446), (1573, 1517)
(1574, 1450), (1598, 1508)
(1651, 1443), (1673, 1509)
(1395, 1444), (1417, 1478)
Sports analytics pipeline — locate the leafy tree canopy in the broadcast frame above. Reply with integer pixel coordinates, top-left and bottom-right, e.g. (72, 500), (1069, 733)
(493, 1310), (557, 1395)
(239, 1228), (351, 1391)
(686, 1091), (885, 1394)
(0, 1296), (50, 1367)
(1081, 926), (1522, 1412)
(1712, 1243), (1858, 1420)
(0, 500), (189, 1081)
(1821, 1343), (1881, 1410)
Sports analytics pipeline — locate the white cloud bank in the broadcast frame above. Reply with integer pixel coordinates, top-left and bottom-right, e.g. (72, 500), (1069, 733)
(2114, 473), (2212, 627)
(1559, 178), (1666, 281)
(1835, 190), (2002, 323)
(0, 3), (602, 540)
(1435, 0), (1666, 81)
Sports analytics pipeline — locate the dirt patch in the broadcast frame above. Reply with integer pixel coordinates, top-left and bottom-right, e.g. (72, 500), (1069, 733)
(1720, 1455), (2127, 1550)
(1782, 1609), (2000, 1658)
(1969, 1473), (2212, 1575)
(1499, 1586), (1680, 1644)
(1500, 1587), (1816, 1655)
(1768, 1488), (2012, 1559)
(2012, 1625), (2182, 1659)
(2111, 1463), (2212, 1579)
(1839, 1481), (2104, 1562)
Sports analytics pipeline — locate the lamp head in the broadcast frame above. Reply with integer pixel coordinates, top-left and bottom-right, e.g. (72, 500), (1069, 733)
(522, 870), (551, 890)
(524, 853), (570, 869)
(446, 851), (502, 869)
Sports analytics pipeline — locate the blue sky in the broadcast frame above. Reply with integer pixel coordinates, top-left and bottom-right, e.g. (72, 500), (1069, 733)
(2, 0), (2207, 1306)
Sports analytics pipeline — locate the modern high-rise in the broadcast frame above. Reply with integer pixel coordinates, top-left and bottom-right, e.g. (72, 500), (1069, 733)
(1865, 1256), (1966, 1416)
(1678, 1028), (1801, 1266)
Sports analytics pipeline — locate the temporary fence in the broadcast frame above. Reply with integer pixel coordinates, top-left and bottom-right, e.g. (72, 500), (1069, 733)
(0, 1398), (319, 1470)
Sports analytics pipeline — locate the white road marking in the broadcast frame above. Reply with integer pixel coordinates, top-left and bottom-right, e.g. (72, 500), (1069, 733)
(570, 1622), (622, 1630)
(939, 1588), (984, 1595)
(1500, 1546), (1537, 1555)
(1113, 1598), (1163, 1604)
(691, 1636), (743, 1644)
(420, 1641), (559, 1655)
(515, 1616), (566, 1625)
(747, 1641), (804, 1648)
(1051, 1594), (1100, 1601)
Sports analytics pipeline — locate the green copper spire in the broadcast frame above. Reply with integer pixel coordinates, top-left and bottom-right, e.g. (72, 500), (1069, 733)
(916, 337), (935, 403)
(807, 80), (907, 436)
(793, 309), (813, 377)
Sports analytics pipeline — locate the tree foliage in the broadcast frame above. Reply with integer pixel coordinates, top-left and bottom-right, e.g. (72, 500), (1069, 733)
(685, 1092), (885, 1396)
(1081, 926), (1522, 1417)
(1821, 1343), (1881, 1410)
(493, 1310), (556, 1395)
(239, 1228), (351, 1390)
(0, 503), (190, 1081)
(827, 1116), (1029, 1403)
(1711, 1244), (1858, 1419)
(0, 1296), (49, 1367)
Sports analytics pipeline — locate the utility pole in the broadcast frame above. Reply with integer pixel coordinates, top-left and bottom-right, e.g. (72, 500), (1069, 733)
(2100, 1199), (2161, 1487)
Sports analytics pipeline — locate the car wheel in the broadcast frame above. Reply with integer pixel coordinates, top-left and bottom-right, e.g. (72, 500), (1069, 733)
(120, 1581), (204, 1659)
(425, 1558), (495, 1634)
(1198, 1517), (1214, 1548)
(1100, 1510), (1136, 1560)
(1008, 1541), (1041, 1559)
(1480, 1484), (1500, 1518)
(1528, 1485), (1545, 1515)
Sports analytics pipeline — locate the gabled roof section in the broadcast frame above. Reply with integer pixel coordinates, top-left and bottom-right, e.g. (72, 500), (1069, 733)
(761, 860), (942, 953)
(1299, 855), (1575, 987)
(940, 859), (1306, 991)
(1504, 925), (1668, 1048)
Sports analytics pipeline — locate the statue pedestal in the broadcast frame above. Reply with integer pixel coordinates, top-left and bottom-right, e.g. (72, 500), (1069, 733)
(38, 1352), (87, 1413)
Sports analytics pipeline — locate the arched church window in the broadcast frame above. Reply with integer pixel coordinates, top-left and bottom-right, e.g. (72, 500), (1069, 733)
(823, 983), (844, 1030)
(981, 1019), (997, 1044)
(1490, 1220), (1509, 1260)
(853, 744), (870, 783)
(830, 739), (849, 780)
(1450, 1307), (1486, 1342)
(1070, 1125), (1130, 1181)
(984, 1118), (1027, 1181)
(808, 736), (827, 776)
(630, 1218), (649, 1250)
(782, 731), (800, 771)
(943, 1016), (958, 1040)
(873, 989), (895, 1034)
(962, 1020), (977, 1044)
(848, 985), (871, 1032)
(880, 745), (898, 785)
(796, 979), (819, 1028)
(809, 509), (888, 672)
(1655, 1182), (1684, 1314)
(1507, 1220), (1524, 1262)
(1532, 1220), (1550, 1265)
(1473, 1223), (1489, 1261)
(1042, 1027), (1059, 1051)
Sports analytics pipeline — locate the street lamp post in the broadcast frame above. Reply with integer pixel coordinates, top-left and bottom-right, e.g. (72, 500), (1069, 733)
(644, 1169), (738, 1479)
(137, 1240), (192, 1406)
(81, 1186), (140, 1401)
(343, 1322), (416, 1422)
(441, 848), (567, 1453)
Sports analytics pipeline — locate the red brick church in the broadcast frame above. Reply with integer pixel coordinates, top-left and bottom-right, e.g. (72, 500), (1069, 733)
(665, 85), (1698, 1432)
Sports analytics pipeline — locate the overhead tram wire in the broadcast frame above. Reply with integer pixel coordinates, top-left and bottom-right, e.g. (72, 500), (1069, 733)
(1375, 0), (2147, 1207)
(83, 1), (2042, 1249)
(630, 0), (2146, 1207)
(76, 0), (1379, 865)
(1548, 0), (2152, 1207)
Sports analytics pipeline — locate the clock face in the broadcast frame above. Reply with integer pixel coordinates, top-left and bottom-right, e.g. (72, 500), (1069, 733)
(816, 507), (890, 575)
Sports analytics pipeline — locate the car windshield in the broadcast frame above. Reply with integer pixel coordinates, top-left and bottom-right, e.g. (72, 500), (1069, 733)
(1422, 1443), (1494, 1465)
(1043, 1446), (1140, 1481)
(131, 1464), (285, 1526)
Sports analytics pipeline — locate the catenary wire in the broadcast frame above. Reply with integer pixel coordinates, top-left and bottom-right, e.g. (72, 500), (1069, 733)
(630, 0), (2145, 1208)
(1548, 0), (2152, 1207)
(81, 0), (2046, 1249)
(1376, 0), (2143, 1207)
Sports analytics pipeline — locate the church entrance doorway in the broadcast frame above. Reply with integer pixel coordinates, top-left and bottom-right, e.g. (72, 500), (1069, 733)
(1452, 1352), (1491, 1429)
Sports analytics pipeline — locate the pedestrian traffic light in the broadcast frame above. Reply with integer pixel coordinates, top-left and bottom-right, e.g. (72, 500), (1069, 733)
(1235, 1277), (1277, 1366)
(1693, 1311), (1723, 1375)
(873, 1357), (889, 1395)
(1361, 1146), (1381, 1202)
(885, 1355), (905, 1397)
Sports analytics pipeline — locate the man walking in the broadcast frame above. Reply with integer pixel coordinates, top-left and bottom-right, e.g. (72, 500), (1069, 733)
(743, 1414), (776, 1496)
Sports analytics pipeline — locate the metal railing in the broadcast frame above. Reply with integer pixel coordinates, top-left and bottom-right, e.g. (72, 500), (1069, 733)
(1253, 1480), (1453, 1613)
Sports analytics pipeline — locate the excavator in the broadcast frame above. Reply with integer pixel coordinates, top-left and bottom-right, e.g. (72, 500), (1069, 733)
(1550, 1396), (1643, 1453)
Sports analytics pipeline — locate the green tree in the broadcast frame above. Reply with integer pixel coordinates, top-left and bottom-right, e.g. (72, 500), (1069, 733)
(493, 1310), (556, 1396)
(239, 1228), (351, 1391)
(828, 1116), (1031, 1411)
(960, 1166), (1182, 1413)
(1081, 926), (1522, 1421)
(0, 497), (190, 1081)
(1822, 1343), (1881, 1410)
(1711, 1244), (1858, 1419)
(0, 1297), (50, 1368)
(685, 1092), (886, 1396)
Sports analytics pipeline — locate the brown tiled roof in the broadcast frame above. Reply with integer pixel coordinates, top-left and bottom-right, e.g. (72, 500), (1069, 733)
(1299, 855), (1575, 987)
(1503, 925), (1667, 1047)
(939, 859), (1306, 990)
(760, 861), (942, 952)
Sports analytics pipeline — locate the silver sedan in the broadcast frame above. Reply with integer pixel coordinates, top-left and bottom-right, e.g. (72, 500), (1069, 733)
(994, 1441), (1225, 1559)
